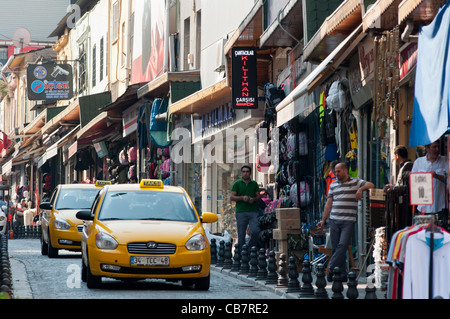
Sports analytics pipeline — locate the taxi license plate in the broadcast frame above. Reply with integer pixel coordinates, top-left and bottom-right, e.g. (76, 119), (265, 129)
(131, 256), (169, 266)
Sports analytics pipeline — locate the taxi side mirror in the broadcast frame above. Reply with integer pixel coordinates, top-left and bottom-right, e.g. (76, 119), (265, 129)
(76, 210), (94, 221)
(39, 202), (53, 210)
(200, 212), (218, 223)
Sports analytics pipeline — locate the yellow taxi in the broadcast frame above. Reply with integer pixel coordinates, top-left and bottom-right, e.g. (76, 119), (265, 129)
(39, 181), (110, 258)
(76, 179), (218, 290)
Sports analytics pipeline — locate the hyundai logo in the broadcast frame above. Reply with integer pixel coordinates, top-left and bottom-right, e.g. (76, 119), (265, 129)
(147, 241), (158, 249)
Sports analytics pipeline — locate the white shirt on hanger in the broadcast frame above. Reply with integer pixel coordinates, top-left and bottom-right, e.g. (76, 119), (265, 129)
(402, 229), (450, 299)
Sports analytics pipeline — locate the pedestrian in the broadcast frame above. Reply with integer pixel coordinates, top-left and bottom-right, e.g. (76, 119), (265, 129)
(317, 161), (374, 281)
(230, 165), (261, 249)
(393, 145), (413, 186)
(410, 139), (448, 228)
(15, 198), (27, 226)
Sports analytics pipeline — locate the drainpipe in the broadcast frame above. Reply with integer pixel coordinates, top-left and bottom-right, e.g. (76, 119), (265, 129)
(352, 107), (364, 266)
(164, 0), (170, 73)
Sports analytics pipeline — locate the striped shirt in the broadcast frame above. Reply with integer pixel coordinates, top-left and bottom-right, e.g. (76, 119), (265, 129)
(328, 177), (367, 222)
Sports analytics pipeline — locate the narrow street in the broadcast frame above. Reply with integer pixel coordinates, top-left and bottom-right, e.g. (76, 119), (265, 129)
(8, 239), (283, 300)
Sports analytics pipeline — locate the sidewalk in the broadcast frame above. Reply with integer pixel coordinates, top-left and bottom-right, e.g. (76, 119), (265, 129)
(211, 264), (386, 299)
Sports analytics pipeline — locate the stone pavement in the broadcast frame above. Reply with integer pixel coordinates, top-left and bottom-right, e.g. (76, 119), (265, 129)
(211, 264), (386, 300)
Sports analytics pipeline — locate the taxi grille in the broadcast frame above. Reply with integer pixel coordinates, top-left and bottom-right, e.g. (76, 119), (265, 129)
(127, 242), (177, 255)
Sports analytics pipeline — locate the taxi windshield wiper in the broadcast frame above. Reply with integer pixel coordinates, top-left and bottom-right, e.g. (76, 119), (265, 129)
(100, 217), (124, 221)
(138, 217), (172, 221)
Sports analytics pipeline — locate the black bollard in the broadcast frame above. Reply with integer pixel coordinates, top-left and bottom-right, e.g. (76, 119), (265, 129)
(230, 243), (241, 272)
(210, 238), (217, 264)
(346, 272), (359, 299)
(256, 248), (268, 281)
(314, 263), (329, 299)
(364, 277), (377, 299)
(239, 244), (249, 275)
(299, 260), (314, 297)
(247, 246), (258, 278)
(216, 240), (225, 267)
(287, 256), (301, 293)
(276, 253), (289, 289)
(331, 267), (344, 299)
(223, 241), (232, 269)
(265, 250), (278, 285)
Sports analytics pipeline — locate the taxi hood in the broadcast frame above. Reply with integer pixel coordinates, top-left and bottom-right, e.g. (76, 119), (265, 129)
(54, 209), (84, 225)
(99, 220), (203, 244)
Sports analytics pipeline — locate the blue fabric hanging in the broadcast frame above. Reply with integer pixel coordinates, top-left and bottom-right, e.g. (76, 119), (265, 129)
(149, 98), (172, 148)
(409, 1), (450, 147)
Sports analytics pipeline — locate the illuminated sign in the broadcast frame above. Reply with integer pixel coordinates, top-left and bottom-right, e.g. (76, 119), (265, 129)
(27, 62), (73, 100)
(231, 47), (257, 109)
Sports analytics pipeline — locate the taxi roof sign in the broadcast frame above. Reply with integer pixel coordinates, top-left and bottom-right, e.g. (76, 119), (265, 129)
(140, 179), (164, 189)
(95, 180), (112, 187)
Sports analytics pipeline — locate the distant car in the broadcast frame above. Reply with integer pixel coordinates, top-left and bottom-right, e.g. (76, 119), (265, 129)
(76, 179), (218, 290)
(39, 181), (110, 258)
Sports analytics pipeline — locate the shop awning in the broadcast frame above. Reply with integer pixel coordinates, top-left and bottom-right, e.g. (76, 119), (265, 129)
(136, 72), (200, 100)
(77, 112), (120, 145)
(38, 124), (80, 168)
(169, 78), (231, 115)
(409, 1), (450, 146)
(41, 100), (80, 136)
(303, 0), (362, 62)
(276, 24), (363, 127)
(363, 0), (404, 32)
(398, 0), (447, 24)
(259, 0), (303, 48)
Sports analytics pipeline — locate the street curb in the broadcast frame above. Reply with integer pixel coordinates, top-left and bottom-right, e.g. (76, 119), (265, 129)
(9, 257), (33, 299)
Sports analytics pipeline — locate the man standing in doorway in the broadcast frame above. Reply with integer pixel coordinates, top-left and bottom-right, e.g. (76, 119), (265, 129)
(411, 140), (448, 228)
(394, 145), (413, 186)
(231, 165), (261, 249)
(317, 162), (374, 281)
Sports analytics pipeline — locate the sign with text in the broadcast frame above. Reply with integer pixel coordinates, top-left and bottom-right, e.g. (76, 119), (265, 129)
(27, 63), (73, 100)
(232, 47), (257, 109)
(409, 172), (434, 206)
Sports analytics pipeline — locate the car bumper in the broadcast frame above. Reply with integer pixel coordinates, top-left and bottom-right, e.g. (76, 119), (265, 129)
(88, 244), (211, 279)
(50, 226), (82, 250)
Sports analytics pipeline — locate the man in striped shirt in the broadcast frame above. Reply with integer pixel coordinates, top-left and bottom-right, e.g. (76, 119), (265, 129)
(317, 162), (374, 281)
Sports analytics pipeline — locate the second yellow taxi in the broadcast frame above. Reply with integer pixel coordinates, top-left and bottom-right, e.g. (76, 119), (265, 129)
(76, 179), (218, 290)
(39, 181), (108, 258)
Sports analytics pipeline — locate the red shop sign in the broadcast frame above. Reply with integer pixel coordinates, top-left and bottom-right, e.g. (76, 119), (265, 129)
(231, 47), (258, 109)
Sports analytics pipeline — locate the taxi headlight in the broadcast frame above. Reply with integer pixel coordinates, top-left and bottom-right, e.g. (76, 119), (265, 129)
(95, 232), (118, 250)
(0, 215), (5, 221)
(185, 233), (206, 251)
(54, 218), (71, 230)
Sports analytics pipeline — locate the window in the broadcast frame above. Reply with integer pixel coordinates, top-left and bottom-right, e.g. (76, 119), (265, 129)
(122, 23), (126, 66)
(112, 1), (120, 42)
(100, 37), (104, 82)
(78, 42), (86, 93)
(92, 44), (97, 87)
(196, 11), (201, 69)
(184, 17), (190, 70)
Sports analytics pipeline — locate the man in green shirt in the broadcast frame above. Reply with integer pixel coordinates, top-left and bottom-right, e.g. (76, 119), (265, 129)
(231, 165), (261, 249)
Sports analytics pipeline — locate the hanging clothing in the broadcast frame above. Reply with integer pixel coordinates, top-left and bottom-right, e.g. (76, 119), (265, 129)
(387, 224), (450, 299)
(409, 1), (450, 146)
(403, 228), (450, 299)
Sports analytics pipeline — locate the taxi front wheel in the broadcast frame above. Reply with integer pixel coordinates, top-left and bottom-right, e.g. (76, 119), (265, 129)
(85, 254), (102, 288)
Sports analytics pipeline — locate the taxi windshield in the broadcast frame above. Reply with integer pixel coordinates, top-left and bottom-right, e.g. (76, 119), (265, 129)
(98, 191), (198, 222)
(55, 188), (100, 210)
